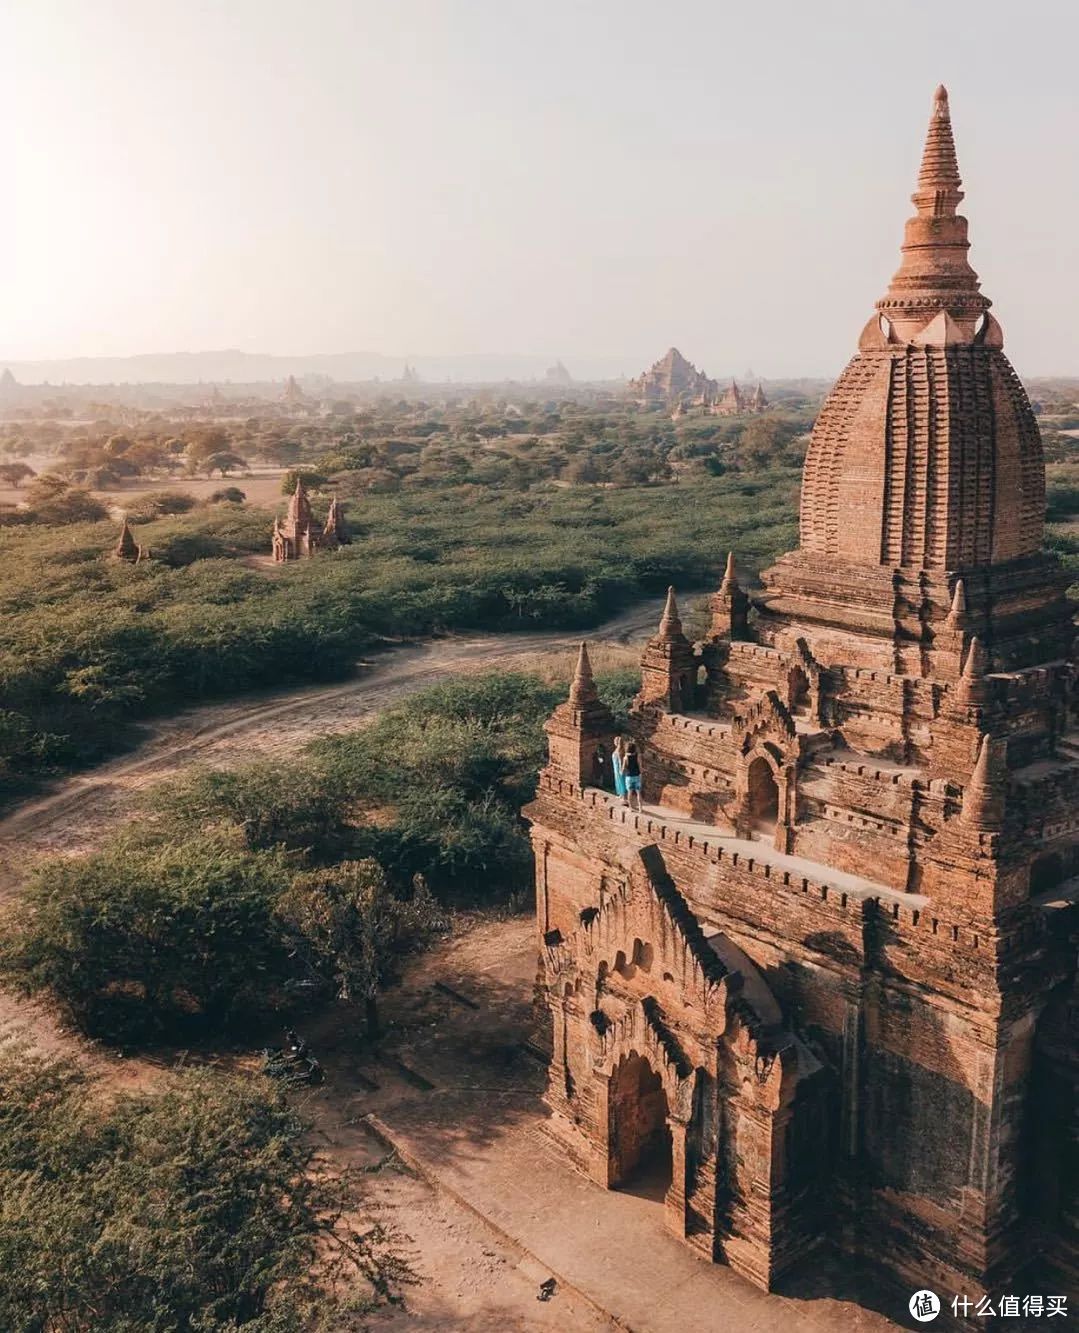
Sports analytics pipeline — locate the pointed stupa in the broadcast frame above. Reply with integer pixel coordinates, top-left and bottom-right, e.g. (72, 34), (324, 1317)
(287, 477), (313, 527)
(657, 586), (684, 640)
(114, 517), (138, 562)
(323, 496), (350, 545)
(963, 732), (1007, 829)
(956, 634), (993, 707)
(962, 635), (987, 679)
(948, 578), (967, 621)
(568, 641), (599, 705)
(877, 84), (991, 344)
(710, 551), (749, 640)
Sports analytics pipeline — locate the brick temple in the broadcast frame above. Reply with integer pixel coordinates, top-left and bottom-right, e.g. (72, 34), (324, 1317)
(525, 87), (1077, 1311)
(271, 479), (350, 562)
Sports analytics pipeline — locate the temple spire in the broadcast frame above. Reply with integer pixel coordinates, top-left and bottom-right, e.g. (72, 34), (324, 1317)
(877, 86), (991, 343)
(657, 586), (683, 640)
(569, 641), (598, 705)
(914, 85), (963, 214)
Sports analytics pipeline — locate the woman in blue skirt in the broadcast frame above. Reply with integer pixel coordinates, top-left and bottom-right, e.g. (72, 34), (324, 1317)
(611, 735), (626, 798)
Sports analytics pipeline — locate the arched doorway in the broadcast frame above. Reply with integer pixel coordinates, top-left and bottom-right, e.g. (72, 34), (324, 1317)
(609, 1052), (672, 1200)
(747, 757), (779, 832)
(788, 666), (811, 719)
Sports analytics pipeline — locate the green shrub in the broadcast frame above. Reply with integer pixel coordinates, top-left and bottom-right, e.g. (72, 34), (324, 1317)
(0, 1047), (412, 1329)
(1, 833), (295, 1040)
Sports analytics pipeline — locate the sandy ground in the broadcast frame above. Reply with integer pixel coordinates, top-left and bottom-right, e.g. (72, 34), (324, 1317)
(0, 457), (288, 510)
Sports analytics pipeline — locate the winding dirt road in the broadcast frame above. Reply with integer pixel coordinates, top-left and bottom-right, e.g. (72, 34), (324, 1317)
(0, 597), (665, 883)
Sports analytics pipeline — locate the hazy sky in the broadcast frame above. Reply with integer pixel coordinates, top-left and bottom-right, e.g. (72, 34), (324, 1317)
(5, 0), (1079, 377)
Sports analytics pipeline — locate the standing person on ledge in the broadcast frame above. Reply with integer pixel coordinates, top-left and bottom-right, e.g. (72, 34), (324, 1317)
(593, 742), (609, 790)
(612, 735), (626, 799)
(623, 741), (642, 812)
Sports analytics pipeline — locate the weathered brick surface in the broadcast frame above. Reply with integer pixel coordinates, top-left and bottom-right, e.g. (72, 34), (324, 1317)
(524, 87), (1078, 1316)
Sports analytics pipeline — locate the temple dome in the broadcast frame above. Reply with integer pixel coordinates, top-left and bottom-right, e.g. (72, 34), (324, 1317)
(799, 87), (1045, 570)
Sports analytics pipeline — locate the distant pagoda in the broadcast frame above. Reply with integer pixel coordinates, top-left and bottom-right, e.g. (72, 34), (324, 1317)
(271, 478), (350, 562)
(629, 349), (767, 415)
(281, 374), (308, 406)
(629, 347), (717, 407)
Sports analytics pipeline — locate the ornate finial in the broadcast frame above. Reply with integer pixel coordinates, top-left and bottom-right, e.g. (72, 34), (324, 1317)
(569, 641), (598, 705)
(721, 551), (737, 590)
(877, 87), (990, 342)
(657, 586), (683, 639)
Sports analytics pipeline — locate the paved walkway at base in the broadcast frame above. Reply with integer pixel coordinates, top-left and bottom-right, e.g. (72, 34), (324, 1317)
(369, 1108), (902, 1333)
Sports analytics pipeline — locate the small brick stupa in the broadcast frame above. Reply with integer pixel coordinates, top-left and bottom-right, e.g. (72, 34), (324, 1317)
(525, 87), (1077, 1308)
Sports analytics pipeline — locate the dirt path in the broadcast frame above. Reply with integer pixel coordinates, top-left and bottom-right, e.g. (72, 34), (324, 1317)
(0, 597), (664, 884)
(0, 605), (662, 1329)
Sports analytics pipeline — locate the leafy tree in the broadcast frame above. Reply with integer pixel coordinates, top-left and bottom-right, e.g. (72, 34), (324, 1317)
(210, 485), (247, 503)
(281, 467), (329, 495)
(0, 462), (34, 488)
(0, 1046), (412, 1329)
(276, 860), (445, 1035)
(24, 476), (108, 524)
(203, 450), (249, 477)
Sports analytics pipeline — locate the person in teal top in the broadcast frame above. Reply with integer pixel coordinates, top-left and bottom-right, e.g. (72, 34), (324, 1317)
(611, 735), (626, 798)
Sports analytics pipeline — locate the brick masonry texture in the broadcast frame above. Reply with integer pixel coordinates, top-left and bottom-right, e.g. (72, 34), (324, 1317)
(524, 87), (1079, 1316)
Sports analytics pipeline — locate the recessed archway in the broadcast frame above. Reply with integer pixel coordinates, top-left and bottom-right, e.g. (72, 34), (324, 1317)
(608, 1052), (672, 1201)
(788, 666), (811, 718)
(747, 756), (779, 832)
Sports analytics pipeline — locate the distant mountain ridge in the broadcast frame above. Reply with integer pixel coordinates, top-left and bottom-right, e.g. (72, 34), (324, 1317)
(0, 349), (636, 386)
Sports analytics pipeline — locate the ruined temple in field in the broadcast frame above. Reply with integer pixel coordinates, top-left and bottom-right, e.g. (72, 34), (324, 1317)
(271, 478), (349, 561)
(714, 379), (768, 416)
(113, 517), (144, 563)
(629, 350), (769, 417)
(629, 348), (718, 408)
(526, 87), (1078, 1308)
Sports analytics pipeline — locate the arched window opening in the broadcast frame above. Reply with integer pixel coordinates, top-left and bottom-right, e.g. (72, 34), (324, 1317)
(747, 757), (779, 833)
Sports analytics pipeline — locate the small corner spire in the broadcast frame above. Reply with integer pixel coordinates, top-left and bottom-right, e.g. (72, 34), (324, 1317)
(658, 586), (683, 639)
(569, 641), (598, 704)
(721, 551), (738, 590)
(962, 635), (987, 679)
